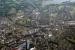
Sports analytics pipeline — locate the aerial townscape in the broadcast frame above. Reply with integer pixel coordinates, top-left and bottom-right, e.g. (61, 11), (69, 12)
(0, 0), (75, 50)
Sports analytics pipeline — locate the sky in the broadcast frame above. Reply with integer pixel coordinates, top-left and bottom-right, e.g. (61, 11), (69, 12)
(42, 0), (75, 6)
(53, 0), (75, 3)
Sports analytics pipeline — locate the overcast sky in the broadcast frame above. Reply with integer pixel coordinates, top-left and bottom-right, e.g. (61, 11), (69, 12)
(42, 0), (75, 7)
(53, 0), (75, 3)
(43, 0), (75, 5)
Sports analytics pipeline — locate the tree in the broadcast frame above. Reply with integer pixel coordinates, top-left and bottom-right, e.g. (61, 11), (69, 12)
(16, 18), (31, 26)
